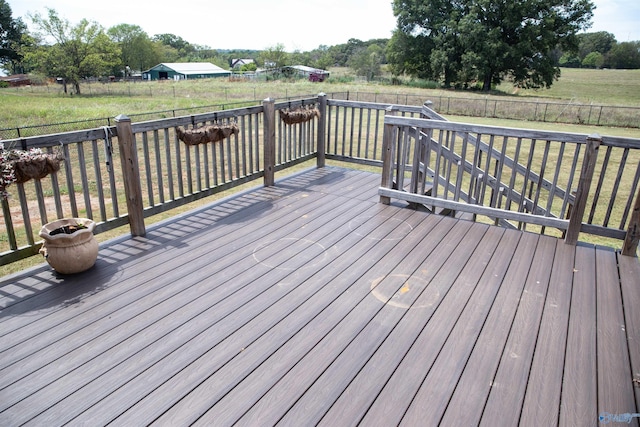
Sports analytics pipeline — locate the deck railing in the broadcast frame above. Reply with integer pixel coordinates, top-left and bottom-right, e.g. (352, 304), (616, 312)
(2, 95), (639, 266)
(0, 95), (409, 265)
(379, 103), (640, 256)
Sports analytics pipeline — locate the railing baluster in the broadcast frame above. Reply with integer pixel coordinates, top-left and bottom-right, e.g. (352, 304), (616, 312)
(164, 128), (175, 201)
(587, 145), (612, 224)
(603, 147), (629, 227)
(622, 183), (640, 256)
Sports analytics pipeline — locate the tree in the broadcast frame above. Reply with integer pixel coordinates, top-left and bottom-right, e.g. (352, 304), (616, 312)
(258, 43), (289, 69)
(582, 51), (604, 68)
(386, 31), (433, 79)
(607, 42), (640, 69)
(28, 8), (120, 94)
(389, 0), (595, 91)
(0, 0), (26, 74)
(349, 44), (384, 81)
(153, 33), (195, 57)
(577, 31), (616, 60)
(108, 24), (160, 74)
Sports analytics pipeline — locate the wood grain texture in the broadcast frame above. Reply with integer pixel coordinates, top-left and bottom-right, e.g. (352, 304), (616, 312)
(0, 167), (637, 427)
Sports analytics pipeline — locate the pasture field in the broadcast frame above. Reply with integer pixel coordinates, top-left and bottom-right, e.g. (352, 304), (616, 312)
(1, 67), (639, 131)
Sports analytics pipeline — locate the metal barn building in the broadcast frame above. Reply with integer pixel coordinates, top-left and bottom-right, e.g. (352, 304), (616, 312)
(142, 63), (231, 81)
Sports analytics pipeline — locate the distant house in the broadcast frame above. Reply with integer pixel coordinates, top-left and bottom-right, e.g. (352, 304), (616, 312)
(230, 59), (255, 69)
(0, 74), (31, 87)
(284, 65), (330, 82)
(142, 63), (231, 81)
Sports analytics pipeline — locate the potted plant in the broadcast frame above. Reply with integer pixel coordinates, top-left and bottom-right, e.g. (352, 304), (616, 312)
(39, 218), (99, 274)
(1, 142), (97, 274)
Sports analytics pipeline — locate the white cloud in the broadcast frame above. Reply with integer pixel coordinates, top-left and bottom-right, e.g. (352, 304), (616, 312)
(8, 0), (638, 52)
(7, 0), (397, 51)
(588, 0), (640, 41)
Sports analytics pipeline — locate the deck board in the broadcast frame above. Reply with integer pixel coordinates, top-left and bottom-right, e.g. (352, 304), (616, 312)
(436, 231), (541, 426)
(520, 239), (576, 426)
(596, 249), (637, 425)
(560, 244), (598, 426)
(619, 253), (640, 412)
(480, 235), (558, 426)
(0, 165), (638, 426)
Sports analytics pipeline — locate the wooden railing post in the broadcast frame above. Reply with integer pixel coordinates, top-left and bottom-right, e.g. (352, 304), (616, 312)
(421, 100), (446, 121)
(622, 183), (640, 256)
(379, 106), (398, 205)
(317, 93), (327, 168)
(263, 98), (276, 186)
(115, 114), (146, 237)
(564, 134), (601, 245)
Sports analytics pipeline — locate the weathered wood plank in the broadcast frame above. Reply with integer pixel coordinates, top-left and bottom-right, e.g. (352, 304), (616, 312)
(438, 231), (539, 426)
(24, 196), (385, 425)
(0, 191), (366, 424)
(618, 253), (640, 411)
(519, 239), (576, 426)
(0, 167), (636, 427)
(137, 210), (446, 426)
(596, 249), (637, 421)
(565, 135), (601, 245)
(385, 115), (598, 145)
(379, 187), (569, 230)
(479, 235), (557, 426)
(559, 244), (598, 426)
(278, 222), (493, 426)
(351, 226), (516, 427)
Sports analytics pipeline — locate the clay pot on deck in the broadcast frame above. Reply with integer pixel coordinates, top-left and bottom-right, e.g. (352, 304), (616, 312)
(39, 218), (99, 274)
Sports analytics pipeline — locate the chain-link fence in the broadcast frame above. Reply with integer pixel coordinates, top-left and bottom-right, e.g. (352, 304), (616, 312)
(0, 92), (351, 140)
(1, 87), (638, 140)
(345, 91), (640, 128)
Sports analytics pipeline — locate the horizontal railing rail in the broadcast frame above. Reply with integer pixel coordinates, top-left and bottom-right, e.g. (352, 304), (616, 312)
(379, 104), (640, 255)
(1, 96), (326, 265)
(3, 94), (638, 266)
(325, 99), (422, 167)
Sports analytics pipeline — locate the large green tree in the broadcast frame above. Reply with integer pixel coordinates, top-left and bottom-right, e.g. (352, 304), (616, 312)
(28, 8), (120, 94)
(607, 42), (640, 69)
(349, 44), (385, 81)
(258, 43), (289, 70)
(0, 0), (26, 74)
(107, 23), (160, 74)
(390, 0), (594, 90)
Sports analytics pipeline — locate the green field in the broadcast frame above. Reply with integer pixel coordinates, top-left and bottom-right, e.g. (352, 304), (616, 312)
(1, 67), (639, 132)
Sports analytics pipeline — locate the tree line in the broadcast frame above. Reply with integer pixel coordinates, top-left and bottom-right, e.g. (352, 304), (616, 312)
(1, 0), (638, 95)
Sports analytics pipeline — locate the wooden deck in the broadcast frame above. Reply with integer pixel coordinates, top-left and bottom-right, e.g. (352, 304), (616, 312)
(1, 166), (638, 426)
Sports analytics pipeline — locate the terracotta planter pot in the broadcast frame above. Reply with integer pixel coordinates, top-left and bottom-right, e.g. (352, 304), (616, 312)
(39, 218), (99, 274)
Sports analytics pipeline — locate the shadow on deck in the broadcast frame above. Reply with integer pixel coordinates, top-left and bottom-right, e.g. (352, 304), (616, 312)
(1, 166), (638, 426)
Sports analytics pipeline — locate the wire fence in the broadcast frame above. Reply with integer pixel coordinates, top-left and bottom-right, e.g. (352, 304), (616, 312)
(345, 91), (640, 129)
(1, 83), (638, 139)
(0, 91), (350, 139)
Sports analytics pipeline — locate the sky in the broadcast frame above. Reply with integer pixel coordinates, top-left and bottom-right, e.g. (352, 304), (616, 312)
(7, 0), (640, 52)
